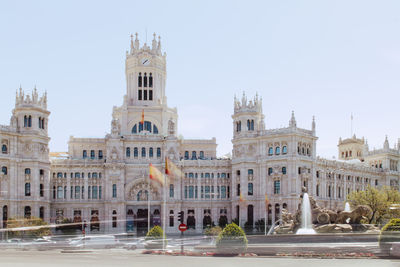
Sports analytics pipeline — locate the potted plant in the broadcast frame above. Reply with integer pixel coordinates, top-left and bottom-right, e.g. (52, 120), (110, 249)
(144, 226), (166, 249)
(379, 218), (400, 255)
(215, 223), (248, 255)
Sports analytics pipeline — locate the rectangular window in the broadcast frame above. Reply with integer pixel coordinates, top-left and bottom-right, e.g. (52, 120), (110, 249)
(92, 186), (98, 199)
(112, 217), (117, 228)
(149, 147), (153, 158)
(205, 186), (210, 199)
(237, 184), (240, 196)
(70, 186), (73, 199)
(138, 90), (142, 100)
(274, 180), (280, 194)
(75, 186), (80, 199)
(25, 183), (31, 196)
(112, 184), (117, 198)
(83, 150), (87, 158)
(221, 186), (226, 198)
(248, 183), (253, 196)
(141, 147), (146, 157)
(144, 90), (147, 100)
(201, 186), (204, 198)
(169, 216), (174, 227)
(189, 186), (194, 198)
(98, 150), (103, 159)
(184, 151), (189, 160)
(169, 184), (174, 198)
(82, 186), (84, 199)
(88, 186), (91, 199)
(149, 90), (153, 100)
(157, 147), (161, 158)
(268, 168), (273, 175)
(99, 186), (102, 199)
(195, 186), (198, 198)
(90, 150), (95, 159)
(184, 186), (188, 199)
(40, 184), (44, 197)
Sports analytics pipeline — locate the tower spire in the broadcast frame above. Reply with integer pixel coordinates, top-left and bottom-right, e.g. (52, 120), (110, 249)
(289, 111), (297, 128)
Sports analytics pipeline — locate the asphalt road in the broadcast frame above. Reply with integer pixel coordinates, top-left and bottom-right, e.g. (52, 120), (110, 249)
(0, 249), (399, 267)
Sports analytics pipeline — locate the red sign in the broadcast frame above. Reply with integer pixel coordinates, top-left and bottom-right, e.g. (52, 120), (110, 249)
(178, 223), (187, 232)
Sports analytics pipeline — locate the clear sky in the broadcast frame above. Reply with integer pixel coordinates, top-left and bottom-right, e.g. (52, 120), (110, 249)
(1, 0), (400, 158)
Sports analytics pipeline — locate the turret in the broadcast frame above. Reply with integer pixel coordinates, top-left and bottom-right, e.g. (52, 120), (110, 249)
(337, 134), (365, 161)
(12, 86), (50, 136)
(125, 33), (167, 107)
(232, 92), (264, 137)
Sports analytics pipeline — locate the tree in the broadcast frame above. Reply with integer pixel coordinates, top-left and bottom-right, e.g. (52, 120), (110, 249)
(145, 225), (164, 240)
(56, 218), (80, 235)
(7, 217), (51, 239)
(347, 186), (400, 224)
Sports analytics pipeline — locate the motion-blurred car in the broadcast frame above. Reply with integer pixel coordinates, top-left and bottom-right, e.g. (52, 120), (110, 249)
(68, 235), (121, 249)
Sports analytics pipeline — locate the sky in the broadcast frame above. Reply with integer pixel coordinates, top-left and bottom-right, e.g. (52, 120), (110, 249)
(0, 0), (400, 159)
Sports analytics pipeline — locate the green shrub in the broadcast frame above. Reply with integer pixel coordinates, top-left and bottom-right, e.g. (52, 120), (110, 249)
(7, 217), (51, 239)
(145, 225), (164, 240)
(204, 226), (222, 236)
(216, 223), (248, 250)
(379, 218), (400, 252)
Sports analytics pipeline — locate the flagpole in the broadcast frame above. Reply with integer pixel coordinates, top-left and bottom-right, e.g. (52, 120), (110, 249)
(162, 173), (166, 250)
(147, 172), (150, 233)
(264, 206), (267, 236)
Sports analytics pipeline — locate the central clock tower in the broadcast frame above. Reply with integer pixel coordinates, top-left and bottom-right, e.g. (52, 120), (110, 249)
(125, 32), (167, 107)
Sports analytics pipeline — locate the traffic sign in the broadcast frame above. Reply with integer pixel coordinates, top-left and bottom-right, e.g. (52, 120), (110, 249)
(178, 223), (187, 232)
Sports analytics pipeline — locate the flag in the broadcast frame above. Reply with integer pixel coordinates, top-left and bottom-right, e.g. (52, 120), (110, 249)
(149, 163), (164, 185)
(239, 193), (245, 203)
(165, 157), (183, 182)
(141, 109), (144, 125)
(265, 193), (269, 205)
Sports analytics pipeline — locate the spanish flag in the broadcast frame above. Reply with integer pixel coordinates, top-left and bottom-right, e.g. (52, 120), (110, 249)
(141, 109), (144, 125)
(165, 157), (183, 182)
(265, 193), (269, 205)
(149, 163), (164, 185)
(239, 193), (246, 203)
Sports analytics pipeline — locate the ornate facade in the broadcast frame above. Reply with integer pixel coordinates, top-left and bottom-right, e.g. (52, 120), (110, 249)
(0, 34), (399, 235)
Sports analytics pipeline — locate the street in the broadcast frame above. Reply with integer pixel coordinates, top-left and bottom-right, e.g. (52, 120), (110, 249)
(0, 249), (399, 267)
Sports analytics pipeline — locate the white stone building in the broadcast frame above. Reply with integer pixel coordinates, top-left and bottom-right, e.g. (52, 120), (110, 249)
(0, 34), (399, 235)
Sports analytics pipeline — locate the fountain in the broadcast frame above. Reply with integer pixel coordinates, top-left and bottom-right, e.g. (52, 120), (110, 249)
(344, 202), (351, 212)
(296, 193), (316, 234)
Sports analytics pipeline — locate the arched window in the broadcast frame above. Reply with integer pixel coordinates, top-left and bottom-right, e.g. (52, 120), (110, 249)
(200, 151), (204, 159)
(149, 73), (153, 88)
(57, 172), (63, 178)
(42, 118), (45, 129)
(236, 121), (241, 132)
(126, 147), (131, 157)
(40, 184), (44, 197)
(275, 146), (280, 155)
(38, 117), (42, 129)
(268, 147), (273, 155)
(149, 147), (153, 158)
(191, 151), (197, 160)
(250, 120), (254, 130)
(1, 144), (7, 154)
(24, 115), (27, 127)
(1, 166), (7, 175)
(282, 167), (286, 175)
(25, 168), (31, 175)
(90, 150), (95, 159)
(134, 147), (138, 158)
(25, 183), (31, 196)
(28, 116), (32, 127)
(282, 146), (287, 154)
(247, 120), (250, 130)
(57, 186), (63, 199)
(184, 151), (189, 160)
(83, 150), (87, 158)
(144, 73), (147, 87)
(141, 147), (146, 157)
(92, 172), (98, 178)
(138, 73), (142, 87)
(157, 147), (161, 158)
(153, 125), (158, 134)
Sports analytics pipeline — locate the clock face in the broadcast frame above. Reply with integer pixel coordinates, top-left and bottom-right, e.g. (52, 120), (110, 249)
(141, 58), (150, 65)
